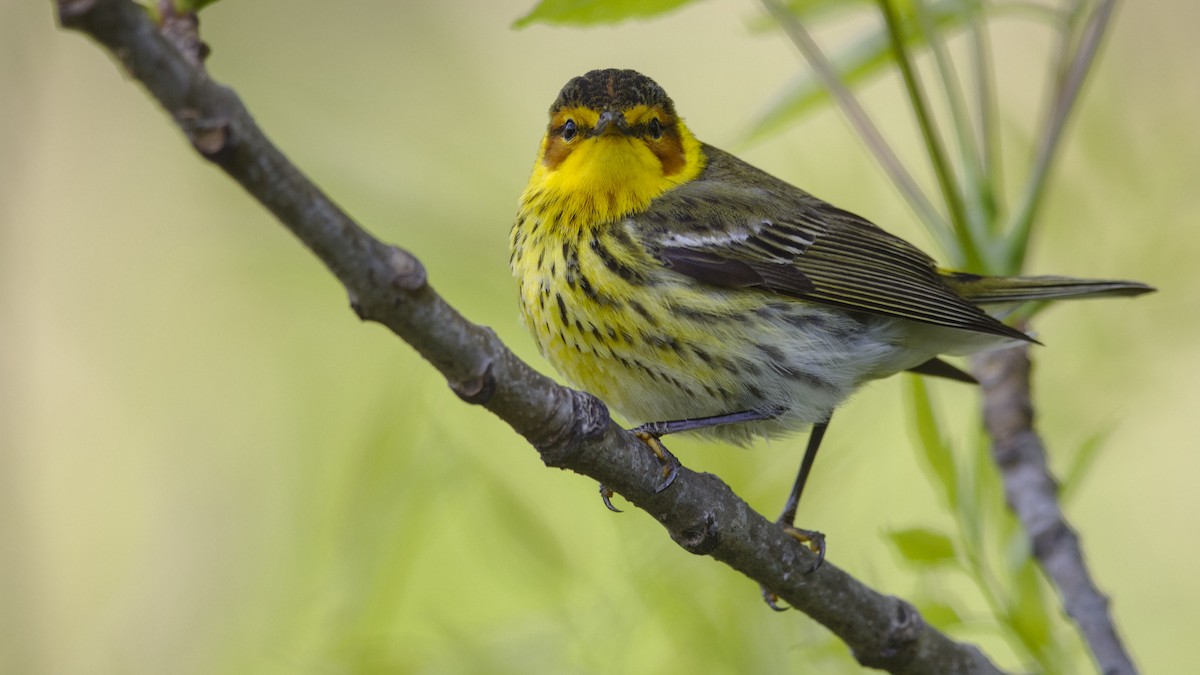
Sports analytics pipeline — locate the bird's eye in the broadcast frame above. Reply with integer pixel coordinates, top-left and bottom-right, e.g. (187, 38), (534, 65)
(562, 119), (577, 141)
(648, 118), (663, 140)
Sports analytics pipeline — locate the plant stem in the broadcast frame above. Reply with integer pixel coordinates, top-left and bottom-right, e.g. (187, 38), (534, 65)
(914, 0), (999, 271)
(1005, 0), (1117, 272)
(876, 0), (981, 270)
(967, 1), (1003, 241)
(758, 0), (958, 256)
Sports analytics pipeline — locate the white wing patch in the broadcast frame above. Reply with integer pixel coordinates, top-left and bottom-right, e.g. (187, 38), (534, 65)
(656, 227), (752, 249)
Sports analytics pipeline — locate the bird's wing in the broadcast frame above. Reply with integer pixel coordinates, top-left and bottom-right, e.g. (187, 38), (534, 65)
(634, 146), (1030, 342)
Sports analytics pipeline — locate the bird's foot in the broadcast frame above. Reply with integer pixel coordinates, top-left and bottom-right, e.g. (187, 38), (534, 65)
(595, 429), (682, 512)
(633, 430), (680, 493)
(760, 525), (826, 611)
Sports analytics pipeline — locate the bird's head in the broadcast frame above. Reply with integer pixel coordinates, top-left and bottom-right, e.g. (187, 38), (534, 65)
(524, 69), (705, 225)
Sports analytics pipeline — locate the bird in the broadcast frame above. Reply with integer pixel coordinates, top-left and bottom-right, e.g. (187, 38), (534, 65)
(509, 68), (1152, 570)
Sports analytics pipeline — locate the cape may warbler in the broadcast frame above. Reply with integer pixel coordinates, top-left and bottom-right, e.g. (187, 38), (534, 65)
(510, 69), (1151, 558)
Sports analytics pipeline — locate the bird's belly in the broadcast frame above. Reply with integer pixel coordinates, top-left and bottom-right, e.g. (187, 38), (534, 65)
(516, 266), (904, 445)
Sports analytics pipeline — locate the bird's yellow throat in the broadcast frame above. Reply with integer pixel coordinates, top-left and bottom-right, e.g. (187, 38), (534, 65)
(520, 105), (707, 231)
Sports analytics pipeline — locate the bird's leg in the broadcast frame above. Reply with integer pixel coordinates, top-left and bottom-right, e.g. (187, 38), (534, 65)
(777, 418), (830, 529)
(762, 418), (831, 611)
(632, 409), (779, 436)
(597, 409), (777, 511)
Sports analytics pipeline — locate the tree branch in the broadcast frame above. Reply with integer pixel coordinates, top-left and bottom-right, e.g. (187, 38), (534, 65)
(973, 345), (1136, 675)
(56, 1), (1006, 671)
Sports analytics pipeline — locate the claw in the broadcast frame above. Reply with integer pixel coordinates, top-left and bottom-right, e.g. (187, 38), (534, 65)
(634, 430), (681, 493)
(784, 526), (826, 573)
(598, 483), (622, 513)
(759, 526), (826, 610)
(761, 586), (789, 612)
(655, 459), (679, 493)
(596, 431), (679, 511)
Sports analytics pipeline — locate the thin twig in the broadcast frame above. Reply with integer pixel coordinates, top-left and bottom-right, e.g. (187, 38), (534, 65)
(55, 1), (1007, 672)
(875, 0), (980, 270)
(973, 346), (1137, 675)
(907, 378), (1040, 665)
(757, 0), (958, 256)
(967, 2), (1003, 235)
(911, 0), (997, 270)
(1005, 0), (1117, 272)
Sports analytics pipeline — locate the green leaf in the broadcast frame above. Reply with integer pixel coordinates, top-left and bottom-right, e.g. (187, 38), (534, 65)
(1004, 522), (1032, 571)
(907, 377), (958, 508)
(1006, 560), (1056, 666)
(514, 0), (700, 28)
(886, 527), (958, 566)
(918, 601), (963, 629)
(1060, 430), (1110, 504)
(964, 428), (1000, 552)
(745, 37), (887, 143)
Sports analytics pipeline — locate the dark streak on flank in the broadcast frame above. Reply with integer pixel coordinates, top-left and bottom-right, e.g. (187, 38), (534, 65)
(576, 270), (618, 307)
(781, 312), (828, 330)
(607, 223), (638, 251)
(757, 343), (787, 364)
(717, 355), (741, 375)
(789, 368), (836, 392)
(590, 235), (645, 284)
(643, 333), (681, 352)
(629, 299), (657, 326)
(563, 241), (580, 290)
(674, 305), (728, 323)
(556, 294), (569, 325)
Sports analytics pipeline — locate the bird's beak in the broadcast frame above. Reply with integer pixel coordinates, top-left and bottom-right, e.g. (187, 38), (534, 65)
(594, 110), (631, 137)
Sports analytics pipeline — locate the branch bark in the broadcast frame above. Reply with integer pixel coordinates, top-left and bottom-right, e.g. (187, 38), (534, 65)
(56, 1), (1006, 672)
(973, 346), (1137, 675)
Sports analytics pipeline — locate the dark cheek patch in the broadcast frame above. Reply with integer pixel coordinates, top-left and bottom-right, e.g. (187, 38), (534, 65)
(542, 137), (572, 169)
(652, 128), (686, 176)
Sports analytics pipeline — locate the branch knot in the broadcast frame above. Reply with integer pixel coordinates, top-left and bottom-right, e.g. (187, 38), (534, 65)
(388, 246), (426, 291)
(673, 510), (721, 555)
(855, 597), (923, 668)
(534, 389), (609, 468)
(176, 110), (231, 159)
(450, 359), (496, 405)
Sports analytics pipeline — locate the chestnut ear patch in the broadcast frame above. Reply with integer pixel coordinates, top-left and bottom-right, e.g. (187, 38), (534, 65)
(649, 125), (685, 176)
(542, 135), (574, 169)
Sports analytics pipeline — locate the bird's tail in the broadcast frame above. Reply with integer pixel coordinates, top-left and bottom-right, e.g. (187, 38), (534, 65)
(942, 272), (1155, 305)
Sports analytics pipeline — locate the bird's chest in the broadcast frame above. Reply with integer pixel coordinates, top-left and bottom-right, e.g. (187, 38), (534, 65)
(510, 215), (778, 423)
(509, 218), (656, 392)
(508, 214), (892, 435)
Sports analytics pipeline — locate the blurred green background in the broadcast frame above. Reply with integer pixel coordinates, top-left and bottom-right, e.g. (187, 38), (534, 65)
(4, 1), (1196, 672)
